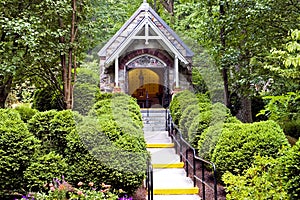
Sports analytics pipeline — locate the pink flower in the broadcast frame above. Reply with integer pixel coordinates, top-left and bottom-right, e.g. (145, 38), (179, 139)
(88, 182), (94, 187)
(77, 190), (83, 196)
(50, 186), (55, 191)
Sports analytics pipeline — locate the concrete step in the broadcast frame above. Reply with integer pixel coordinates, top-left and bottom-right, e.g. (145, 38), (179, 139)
(143, 127), (166, 131)
(144, 131), (171, 144)
(141, 108), (166, 113)
(152, 195), (201, 200)
(148, 148), (180, 164)
(153, 168), (198, 194)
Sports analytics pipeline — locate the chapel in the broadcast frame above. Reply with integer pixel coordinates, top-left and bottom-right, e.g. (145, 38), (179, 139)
(98, 1), (193, 108)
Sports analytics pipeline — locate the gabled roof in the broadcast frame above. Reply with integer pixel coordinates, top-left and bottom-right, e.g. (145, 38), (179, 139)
(98, 2), (193, 66)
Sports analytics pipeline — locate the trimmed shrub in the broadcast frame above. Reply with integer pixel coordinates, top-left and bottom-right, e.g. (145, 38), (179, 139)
(14, 104), (38, 123)
(28, 110), (80, 156)
(222, 140), (300, 200)
(73, 83), (100, 115)
(280, 140), (300, 199)
(188, 103), (232, 148)
(65, 117), (147, 195)
(24, 152), (68, 192)
(212, 120), (289, 178)
(198, 118), (241, 160)
(222, 155), (289, 200)
(91, 95), (143, 128)
(0, 109), (40, 197)
(179, 102), (211, 138)
(170, 90), (198, 124)
(170, 90), (210, 125)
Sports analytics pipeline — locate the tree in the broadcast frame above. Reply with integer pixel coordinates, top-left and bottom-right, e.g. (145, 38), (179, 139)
(172, 0), (300, 122)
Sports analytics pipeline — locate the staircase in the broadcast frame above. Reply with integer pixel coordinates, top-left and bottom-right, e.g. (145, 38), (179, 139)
(142, 108), (201, 200)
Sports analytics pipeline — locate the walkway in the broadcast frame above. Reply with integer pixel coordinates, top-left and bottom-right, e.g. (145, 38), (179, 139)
(142, 108), (201, 200)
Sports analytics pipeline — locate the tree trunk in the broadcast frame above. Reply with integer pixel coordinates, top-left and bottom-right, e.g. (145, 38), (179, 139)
(159, 0), (174, 24)
(59, 0), (76, 110)
(220, 2), (230, 108)
(59, 17), (67, 109)
(236, 95), (253, 123)
(0, 76), (13, 108)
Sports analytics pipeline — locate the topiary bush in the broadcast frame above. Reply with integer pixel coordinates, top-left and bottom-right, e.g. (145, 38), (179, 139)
(280, 139), (300, 199)
(65, 117), (147, 195)
(24, 151), (68, 192)
(221, 139), (300, 200)
(14, 104), (38, 123)
(211, 120), (290, 178)
(198, 118), (241, 161)
(169, 90), (200, 125)
(28, 110), (79, 156)
(222, 155), (289, 200)
(73, 83), (100, 116)
(188, 103), (232, 148)
(0, 109), (40, 197)
(91, 95), (143, 129)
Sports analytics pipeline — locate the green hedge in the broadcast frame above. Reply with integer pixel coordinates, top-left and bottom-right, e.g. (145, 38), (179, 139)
(73, 83), (100, 116)
(27, 110), (76, 155)
(198, 119), (241, 160)
(222, 155), (289, 199)
(211, 120), (289, 178)
(281, 140), (300, 199)
(188, 103), (233, 148)
(179, 102), (211, 139)
(14, 104), (38, 123)
(0, 109), (40, 197)
(169, 90), (202, 125)
(223, 140), (300, 200)
(26, 101), (147, 195)
(24, 152), (68, 192)
(91, 95), (143, 129)
(67, 117), (147, 194)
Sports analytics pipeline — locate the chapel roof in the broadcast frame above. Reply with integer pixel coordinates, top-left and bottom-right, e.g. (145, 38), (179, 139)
(98, 1), (193, 66)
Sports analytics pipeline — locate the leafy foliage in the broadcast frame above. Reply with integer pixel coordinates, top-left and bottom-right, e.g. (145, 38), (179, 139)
(188, 103), (233, 148)
(0, 109), (40, 197)
(223, 155), (289, 200)
(14, 104), (38, 123)
(24, 152), (68, 192)
(212, 120), (289, 178)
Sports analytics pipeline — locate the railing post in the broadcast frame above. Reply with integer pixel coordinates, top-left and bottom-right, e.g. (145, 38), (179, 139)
(193, 153), (196, 187)
(185, 148), (189, 177)
(213, 165), (218, 200)
(202, 160), (205, 200)
(165, 109), (167, 131)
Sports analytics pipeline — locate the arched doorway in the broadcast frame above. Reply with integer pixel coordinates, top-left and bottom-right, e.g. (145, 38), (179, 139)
(128, 68), (164, 108)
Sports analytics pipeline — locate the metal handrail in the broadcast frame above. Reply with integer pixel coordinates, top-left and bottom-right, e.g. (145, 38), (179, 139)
(167, 110), (218, 200)
(146, 159), (153, 200)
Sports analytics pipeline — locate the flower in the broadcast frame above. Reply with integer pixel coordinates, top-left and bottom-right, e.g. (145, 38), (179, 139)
(58, 184), (66, 191)
(50, 186), (55, 191)
(88, 182), (94, 187)
(77, 181), (83, 187)
(77, 190), (83, 196)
